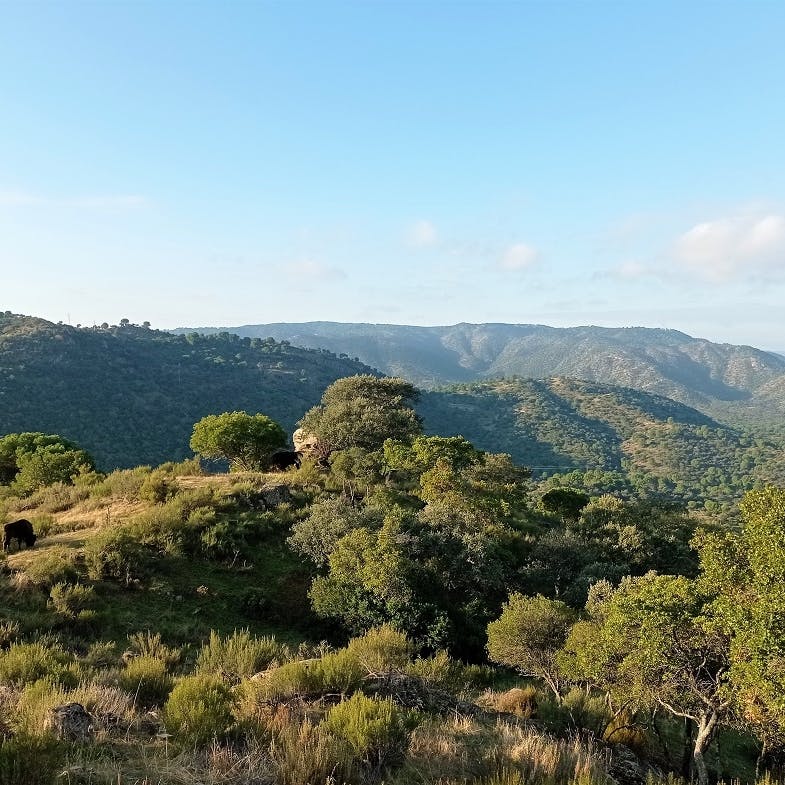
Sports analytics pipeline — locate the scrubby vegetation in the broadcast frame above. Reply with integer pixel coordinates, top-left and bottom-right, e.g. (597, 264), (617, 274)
(1, 369), (785, 783)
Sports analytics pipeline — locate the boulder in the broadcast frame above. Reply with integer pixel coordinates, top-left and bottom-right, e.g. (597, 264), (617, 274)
(45, 702), (93, 741)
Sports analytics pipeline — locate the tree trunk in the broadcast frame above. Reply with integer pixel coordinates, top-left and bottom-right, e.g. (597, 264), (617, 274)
(693, 712), (720, 785)
(681, 717), (693, 780)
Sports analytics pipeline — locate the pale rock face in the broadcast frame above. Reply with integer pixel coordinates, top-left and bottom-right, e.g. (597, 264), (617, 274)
(293, 428), (325, 455)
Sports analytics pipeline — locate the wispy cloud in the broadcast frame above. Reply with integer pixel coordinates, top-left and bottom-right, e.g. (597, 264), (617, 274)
(281, 258), (347, 285)
(405, 219), (438, 248)
(0, 189), (147, 209)
(499, 242), (539, 271)
(610, 260), (652, 280)
(675, 212), (785, 281)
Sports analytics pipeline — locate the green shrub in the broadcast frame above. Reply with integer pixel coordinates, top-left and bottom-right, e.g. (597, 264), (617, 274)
(260, 650), (364, 702)
(125, 631), (181, 668)
(83, 526), (152, 583)
(48, 582), (94, 618)
(269, 718), (354, 785)
(80, 641), (117, 670)
(323, 692), (412, 768)
(0, 641), (75, 687)
(21, 481), (89, 512)
(21, 547), (79, 589)
(345, 625), (414, 673)
(315, 649), (365, 695)
(199, 520), (247, 559)
(16, 678), (135, 737)
(118, 655), (173, 708)
(91, 466), (151, 501)
(255, 660), (319, 702)
(29, 514), (55, 538)
(157, 457), (202, 476)
(196, 630), (289, 682)
(0, 733), (64, 784)
(404, 650), (456, 690)
(125, 490), (218, 555)
(0, 621), (19, 649)
(538, 687), (611, 736)
(163, 674), (235, 746)
(139, 470), (180, 504)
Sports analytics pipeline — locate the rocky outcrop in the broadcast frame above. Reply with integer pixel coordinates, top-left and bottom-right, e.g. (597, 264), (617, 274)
(45, 702), (93, 741)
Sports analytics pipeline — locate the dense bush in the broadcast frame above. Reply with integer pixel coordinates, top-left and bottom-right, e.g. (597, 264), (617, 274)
(196, 630), (289, 681)
(21, 547), (79, 589)
(83, 526), (153, 583)
(125, 631), (181, 668)
(139, 469), (180, 504)
(48, 582), (95, 618)
(118, 655), (173, 708)
(16, 678), (135, 737)
(345, 625), (414, 673)
(322, 691), (413, 768)
(0, 642), (75, 687)
(0, 733), (65, 785)
(163, 674), (235, 746)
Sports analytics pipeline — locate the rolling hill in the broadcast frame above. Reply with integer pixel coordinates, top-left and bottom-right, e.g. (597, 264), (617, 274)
(4, 312), (785, 504)
(419, 377), (785, 505)
(0, 313), (375, 469)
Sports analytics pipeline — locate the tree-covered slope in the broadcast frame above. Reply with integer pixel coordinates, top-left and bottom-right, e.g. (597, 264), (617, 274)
(420, 378), (785, 504)
(176, 322), (785, 410)
(0, 313), (375, 469)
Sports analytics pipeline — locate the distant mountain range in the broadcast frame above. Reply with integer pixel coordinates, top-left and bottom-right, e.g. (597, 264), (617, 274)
(3, 312), (785, 504)
(175, 322), (785, 421)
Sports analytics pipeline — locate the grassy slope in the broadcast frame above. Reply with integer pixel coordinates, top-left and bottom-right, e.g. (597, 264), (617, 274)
(0, 473), (319, 649)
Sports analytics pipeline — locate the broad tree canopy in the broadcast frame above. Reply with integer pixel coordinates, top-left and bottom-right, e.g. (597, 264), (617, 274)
(298, 375), (422, 453)
(190, 411), (287, 472)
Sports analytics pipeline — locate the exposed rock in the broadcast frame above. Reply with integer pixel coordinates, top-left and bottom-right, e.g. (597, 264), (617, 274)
(293, 428), (328, 458)
(366, 670), (478, 716)
(230, 484), (292, 511)
(45, 702), (93, 741)
(607, 743), (662, 785)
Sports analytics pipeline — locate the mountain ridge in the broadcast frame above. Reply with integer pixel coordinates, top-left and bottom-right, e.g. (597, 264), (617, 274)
(173, 321), (785, 416)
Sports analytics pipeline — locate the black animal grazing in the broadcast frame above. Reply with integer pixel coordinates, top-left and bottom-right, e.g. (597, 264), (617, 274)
(268, 449), (302, 472)
(3, 519), (37, 551)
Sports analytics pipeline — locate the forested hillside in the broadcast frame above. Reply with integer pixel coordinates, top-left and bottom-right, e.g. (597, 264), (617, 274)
(419, 378), (785, 505)
(0, 313), (374, 469)
(0, 374), (783, 784)
(4, 313), (785, 504)
(177, 322), (785, 414)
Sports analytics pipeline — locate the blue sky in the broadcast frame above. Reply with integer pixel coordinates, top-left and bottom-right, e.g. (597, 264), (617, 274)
(2, 1), (784, 348)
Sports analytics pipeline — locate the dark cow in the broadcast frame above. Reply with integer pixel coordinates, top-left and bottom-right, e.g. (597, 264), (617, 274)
(268, 449), (302, 472)
(3, 519), (37, 551)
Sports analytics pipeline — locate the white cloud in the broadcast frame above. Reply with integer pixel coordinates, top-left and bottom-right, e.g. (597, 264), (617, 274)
(499, 243), (538, 271)
(675, 212), (785, 281)
(405, 219), (438, 248)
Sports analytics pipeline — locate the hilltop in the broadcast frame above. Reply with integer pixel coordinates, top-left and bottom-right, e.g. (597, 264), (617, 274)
(0, 313), (375, 469)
